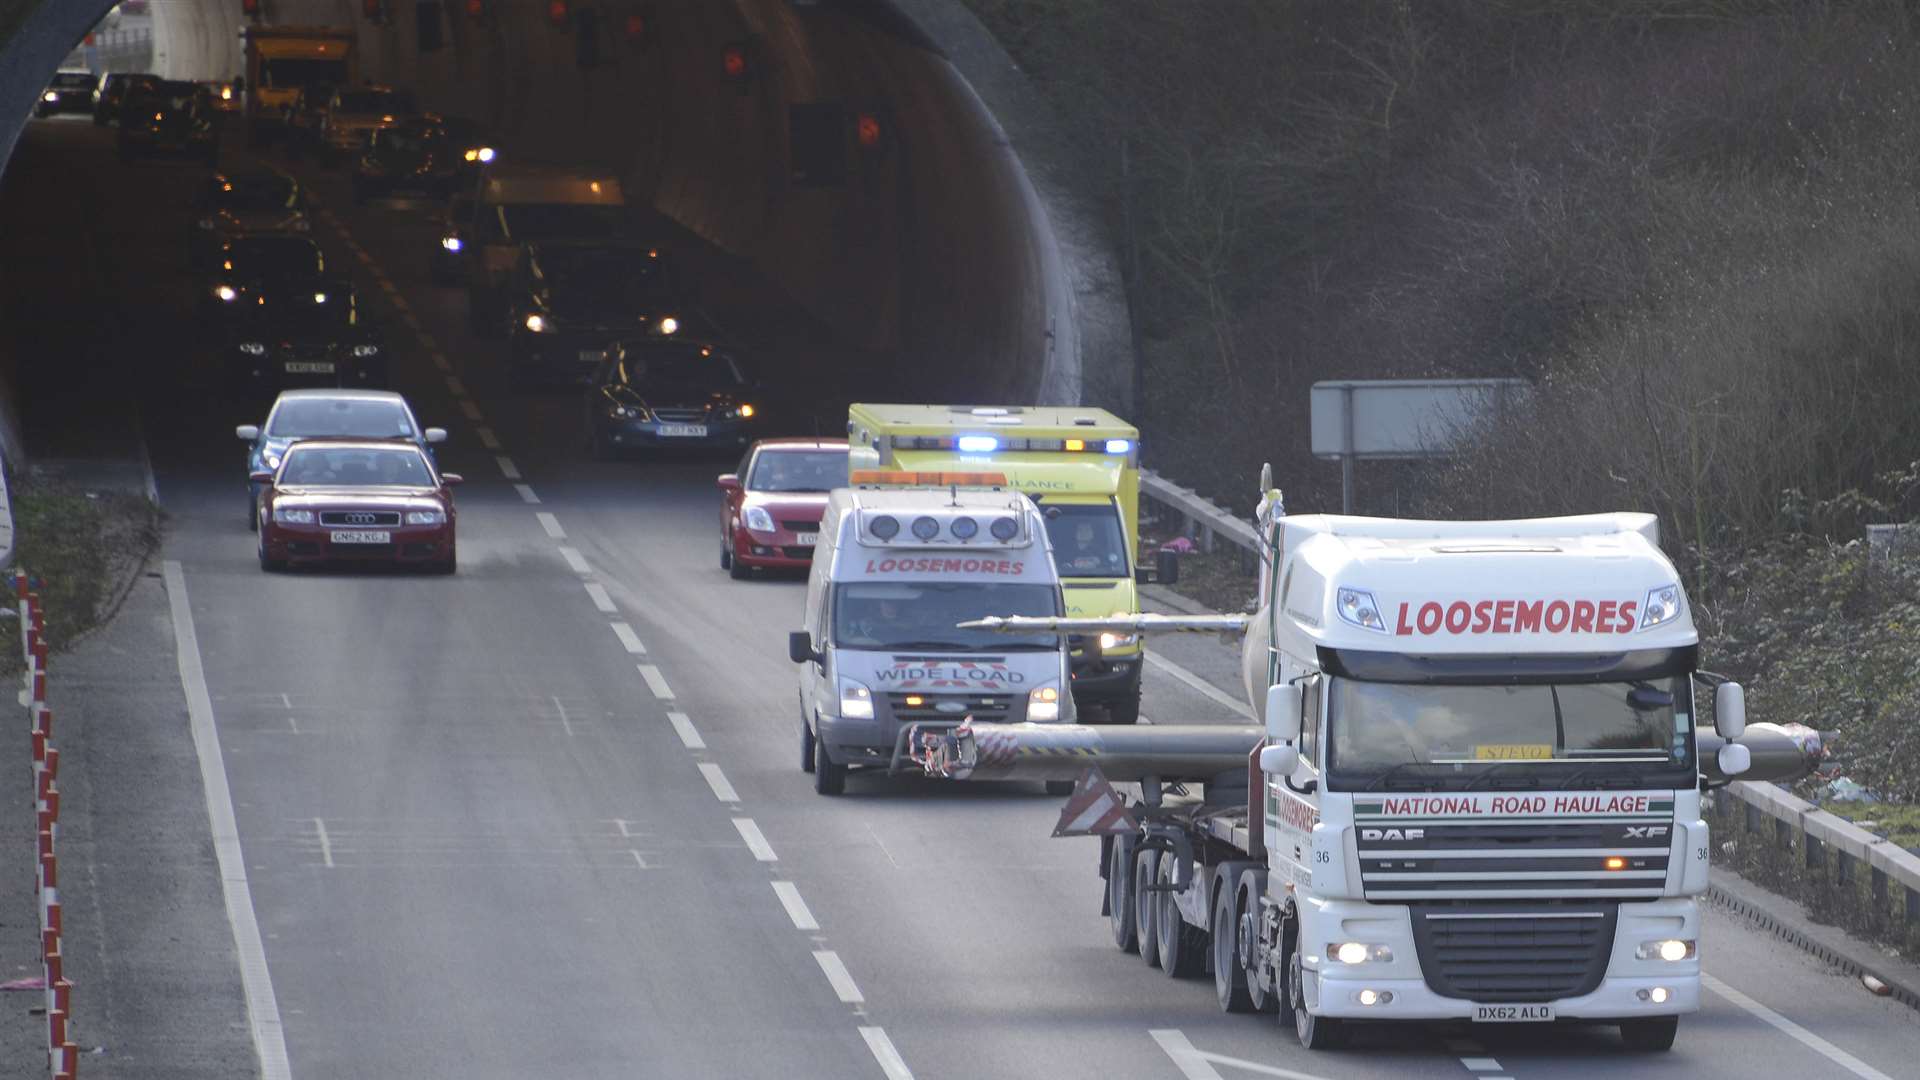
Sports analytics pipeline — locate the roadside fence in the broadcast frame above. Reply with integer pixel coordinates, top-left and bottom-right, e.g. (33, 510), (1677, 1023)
(16, 571), (77, 1078)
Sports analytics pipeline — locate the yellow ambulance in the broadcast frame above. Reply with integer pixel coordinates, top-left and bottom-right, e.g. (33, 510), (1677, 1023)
(847, 404), (1172, 723)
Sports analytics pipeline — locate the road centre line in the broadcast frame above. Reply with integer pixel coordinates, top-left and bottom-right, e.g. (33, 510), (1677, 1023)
(1144, 652), (1253, 719)
(558, 546), (592, 575)
(379, 281), (401, 296)
(859, 1028), (915, 1080)
(459, 400), (483, 422)
(402, 314), (423, 332)
(475, 426), (500, 449)
(698, 762), (741, 803)
(667, 712), (705, 749)
(584, 582), (616, 613)
(445, 375), (467, 396)
(496, 456), (521, 481)
(536, 512), (565, 539)
(1150, 1029), (1331, 1080)
(610, 622), (646, 654)
(813, 950), (865, 1003)
(162, 562), (293, 1079)
(733, 817), (777, 861)
(771, 882), (819, 930)
(637, 664), (674, 700)
(431, 353), (450, 372)
(514, 484), (540, 504)
(1704, 973), (1894, 1080)
(1461, 1060), (1502, 1073)
(313, 818), (333, 869)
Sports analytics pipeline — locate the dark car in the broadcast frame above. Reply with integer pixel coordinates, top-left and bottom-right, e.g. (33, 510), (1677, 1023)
(93, 72), (159, 126)
(253, 440), (460, 574)
(353, 116), (460, 202)
(434, 114), (500, 186)
(189, 171), (311, 269)
(504, 242), (698, 385)
(281, 82), (334, 157)
(37, 71), (98, 118)
(203, 234), (328, 328)
(585, 340), (761, 459)
(118, 80), (219, 164)
(429, 191), (474, 286)
(317, 85), (415, 166)
(221, 279), (387, 393)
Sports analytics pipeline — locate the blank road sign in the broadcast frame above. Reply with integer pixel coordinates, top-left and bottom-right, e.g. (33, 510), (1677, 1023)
(1310, 379), (1530, 460)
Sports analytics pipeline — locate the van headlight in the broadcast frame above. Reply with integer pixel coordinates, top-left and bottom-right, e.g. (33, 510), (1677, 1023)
(1028, 685), (1061, 722)
(838, 677), (874, 720)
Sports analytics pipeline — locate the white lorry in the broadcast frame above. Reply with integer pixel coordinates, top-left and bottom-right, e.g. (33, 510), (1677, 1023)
(913, 479), (1826, 1051)
(788, 472), (1075, 796)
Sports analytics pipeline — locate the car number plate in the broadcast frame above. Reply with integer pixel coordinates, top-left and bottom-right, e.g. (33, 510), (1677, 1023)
(578, 350), (606, 365)
(330, 530), (391, 544)
(659, 424), (707, 437)
(1473, 1004), (1554, 1023)
(793, 533), (819, 546)
(284, 361), (335, 374)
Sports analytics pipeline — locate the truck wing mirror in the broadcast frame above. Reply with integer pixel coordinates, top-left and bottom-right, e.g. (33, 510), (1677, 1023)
(788, 631), (819, 666)
(1716, 742), (1751, 779)
(1713, 682), (1746, 740)
(1264, 682), (1302, 733)
(1258, 743), (1299, 775)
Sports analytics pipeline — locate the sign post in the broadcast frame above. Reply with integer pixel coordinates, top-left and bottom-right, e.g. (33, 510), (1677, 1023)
(1310, 379), (1531, 514)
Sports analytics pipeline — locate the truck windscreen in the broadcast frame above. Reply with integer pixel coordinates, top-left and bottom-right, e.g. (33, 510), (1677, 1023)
(260, 58), (347, 89)
(1324, 676), (1696, 792)
(834, 583), (1058, 651)
(1037, 501), (1129, 577)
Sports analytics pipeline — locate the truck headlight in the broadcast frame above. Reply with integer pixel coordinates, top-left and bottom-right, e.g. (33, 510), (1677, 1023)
(1639, 584), (1682, 631)
(1335, 587), (1389, 634)
(1635, 939), (1695, 962)
(1329, 942), (1392, 965)
(743, 506), (775, 533)
(405, 510), (445, 525)
(272, 507), (314, 524)
(1028, 686), (1061, 722)
(838, 677), (874, 720)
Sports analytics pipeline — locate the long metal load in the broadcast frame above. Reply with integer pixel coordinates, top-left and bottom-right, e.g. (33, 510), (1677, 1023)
(1699, 722), (1830, 784)
(908, 721), (1263, 784)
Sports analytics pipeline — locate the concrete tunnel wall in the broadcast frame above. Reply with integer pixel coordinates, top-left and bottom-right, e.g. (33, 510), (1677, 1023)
(0, 0), (1134, 427)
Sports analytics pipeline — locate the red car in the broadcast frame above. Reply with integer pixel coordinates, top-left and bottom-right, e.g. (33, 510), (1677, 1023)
(253, 440), (461, 573)
(716, 438), (849, 578)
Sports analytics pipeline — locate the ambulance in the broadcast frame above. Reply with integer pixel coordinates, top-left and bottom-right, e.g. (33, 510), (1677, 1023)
(787, 472), (1074, 795)
(846, 404), (1173, 724)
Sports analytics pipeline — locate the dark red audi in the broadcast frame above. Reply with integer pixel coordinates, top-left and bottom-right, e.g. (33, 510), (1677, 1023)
(252, 440), (461, 573)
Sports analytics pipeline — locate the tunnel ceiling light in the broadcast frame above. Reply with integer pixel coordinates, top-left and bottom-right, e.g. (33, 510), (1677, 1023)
(241, 0), (261, 16)
(856, 113), (884, 149)
(722, 44), (749, 80)
(547, 1), (570, 26)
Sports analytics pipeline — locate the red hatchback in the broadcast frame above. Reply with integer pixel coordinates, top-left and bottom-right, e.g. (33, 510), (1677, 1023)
(716, 438), (849, 578)
(254, 440), (461, 573)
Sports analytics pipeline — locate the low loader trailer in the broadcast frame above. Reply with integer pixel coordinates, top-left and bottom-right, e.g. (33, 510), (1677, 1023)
(912, 478), (1826, 1051)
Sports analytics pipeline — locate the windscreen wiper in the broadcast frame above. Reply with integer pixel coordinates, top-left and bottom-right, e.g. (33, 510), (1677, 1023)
(883, 640), (981, 652)
(1362, 762), (1440, 791)
(1556, 764), (1651, 790)
(1460, 761), (1546, 791)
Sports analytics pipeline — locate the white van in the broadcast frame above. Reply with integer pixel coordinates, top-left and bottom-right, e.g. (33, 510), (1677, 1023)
(788, 473), (1074, 795)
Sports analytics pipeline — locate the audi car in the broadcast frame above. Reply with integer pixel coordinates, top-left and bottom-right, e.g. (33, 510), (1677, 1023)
(220, 280), (387, 393)
(716, 439), (850, 578)
(254, 440), (459, 573)
(37, 71), (98, 118)
(236, 389), (446, 530)
(585, 340), (760, 458)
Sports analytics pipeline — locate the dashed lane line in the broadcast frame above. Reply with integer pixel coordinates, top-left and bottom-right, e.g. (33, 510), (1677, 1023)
(1150, 1029), (1331, 1080)
(536, 512), (566, 540)
(514, 484), (540, 504)
(431, 353), (451, 372)
(610, 622), (646, 654)
(558, 546), (591, 575)
(813, 951), (865, 1003)
(637, 664), (674, 700)
(475, 426), (501, 449)
(496, 456), (521, 481)
(459, 400), (483, 422)
(313, 818), (333, 869)
(445, 375), (467, 396)
(698, 762), (741, 803)
(584, 582), (616, 613)
(733, 817), (777, 861)
(859, 1029), (915, 1080)
(772, 882), (819, 930)
(667, 712), (705, 750)
(1144, 652), (1254, 719)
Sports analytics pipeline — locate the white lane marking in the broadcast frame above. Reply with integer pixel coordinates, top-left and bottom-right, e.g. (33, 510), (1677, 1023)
(698, 762), (740, 803)
(613, 818), (632, 838)
(430, 352), (451, 372)
(1704, 973), (1895, 1080)
(445, 375), (467, 396)
(514, 484), (540, 504)
(354, 249), (375, 265)
(584, 583), (616, 613)
(813, 950), (864, 1003)
(1460, 1060), (1502, 1072)
(771, 881), (819, 930)
(558, 546), (591, 575)
(630, 850), (650, 869)
(536, 512), (565, 540)
(313, 818), (333, 869)
(733, 817), (777, 861)
(1145, 652), (1253, 718)
(637, 664), (674, 700)
(1150, 1029), (1331, 1080)
(402, 314), (424, 333)
(496, 456), (521, 481)
(162, 562), (293, 1079)
(667, 712), (705, 750)
(459, 400), (483, 422)
(610, 622), (646, 654)
(550, 695), (575, 737)
(475, 426), (500, 449)
(379, 280), (401, 296)
(859, 1028), (914, 1080)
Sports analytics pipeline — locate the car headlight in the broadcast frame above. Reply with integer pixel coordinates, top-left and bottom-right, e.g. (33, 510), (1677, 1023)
(261, 449), (283, 469)
(606, 402), (643, 420)
(725, 403), (756, 420)
(838, 677), (874, 720)
(43, 92), (58, 103)
(440, 236), (463, 252)
(405, 510), (445, 526)
(1329, 942), (1393, 965)
(1635, 939), (1695, 962)
(743, 506), (775, 533)
(476, 146), (495, 163)
(525, 313), (549, 333)
(1098, 632), (1137, 651)
(271, 507), (314, 524)
(352, 345), (381, 358)
(238, 342), (267, 356)
(658, 316), (679, 335)
(215, 285), (237, 302)
(292, 219), (311, 232)
(1028, 685), (1061, 722)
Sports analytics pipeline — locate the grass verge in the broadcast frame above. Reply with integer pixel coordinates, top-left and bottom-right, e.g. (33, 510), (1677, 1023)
(4, 470), (159, 671)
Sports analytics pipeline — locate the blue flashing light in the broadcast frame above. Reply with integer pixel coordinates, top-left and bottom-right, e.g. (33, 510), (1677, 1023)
(1104, 439), (1132, 454)
(957, 435), (1000, 453)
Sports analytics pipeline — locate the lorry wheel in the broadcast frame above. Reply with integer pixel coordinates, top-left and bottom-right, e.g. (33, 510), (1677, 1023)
(1240, 884), (1276, 1013)
(1134, 850), (1161, 969)
(1156, 857), (1207, 978)
(800, 712), (816, 773)
(1213, 885), (1255, 1012)
(813, 737), (846, 795)
(1106, 840), (1138, 954)
(1286, 936), (1344, 1050)
(1619, 1016), (1678, 1052)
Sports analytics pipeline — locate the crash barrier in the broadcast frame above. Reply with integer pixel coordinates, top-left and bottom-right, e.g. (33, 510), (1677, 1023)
(1139, 469), (1257, 564)
(1707, 781), (1920, 993)
(16, 572), (78, 1078)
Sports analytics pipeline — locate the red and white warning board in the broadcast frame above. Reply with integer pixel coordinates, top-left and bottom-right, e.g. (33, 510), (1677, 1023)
(1051, 767), (1138, 837)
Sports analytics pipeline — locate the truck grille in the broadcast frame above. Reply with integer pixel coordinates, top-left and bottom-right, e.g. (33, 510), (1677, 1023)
(1410, 905), (1616, 1002)
(1355, 814), (1674, 900)
(885, 693), (1014, 724)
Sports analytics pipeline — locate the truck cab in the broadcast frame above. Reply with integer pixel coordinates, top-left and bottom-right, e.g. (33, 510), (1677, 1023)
(847, 404), (1166, 724)
(240, 26), (355, 147)
(789, 474), (1074, 795)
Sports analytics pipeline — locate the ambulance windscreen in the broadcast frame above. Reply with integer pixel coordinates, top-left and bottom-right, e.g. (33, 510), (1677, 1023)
(1038, 502), (1129, 577)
